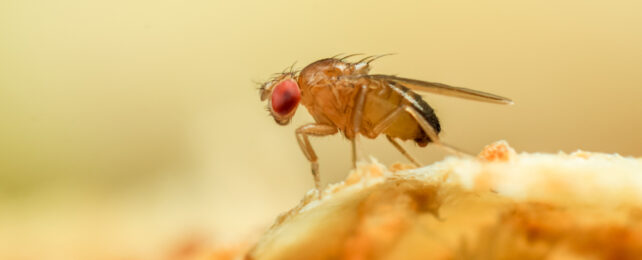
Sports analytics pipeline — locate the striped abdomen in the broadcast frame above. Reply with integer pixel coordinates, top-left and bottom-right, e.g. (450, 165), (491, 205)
(360, 80), (440, 146)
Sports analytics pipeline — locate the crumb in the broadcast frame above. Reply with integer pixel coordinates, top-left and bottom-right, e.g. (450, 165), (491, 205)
(478, 140), (516, 162)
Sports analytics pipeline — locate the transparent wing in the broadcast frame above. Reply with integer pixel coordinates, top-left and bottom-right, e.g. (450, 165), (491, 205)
(368, 74), (513, 105)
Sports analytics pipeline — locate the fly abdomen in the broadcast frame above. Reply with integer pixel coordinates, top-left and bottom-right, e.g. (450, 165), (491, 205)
(359, 81), (440, 146)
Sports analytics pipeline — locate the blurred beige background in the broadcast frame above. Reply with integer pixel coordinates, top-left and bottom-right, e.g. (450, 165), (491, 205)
(1, 0), (641, 259)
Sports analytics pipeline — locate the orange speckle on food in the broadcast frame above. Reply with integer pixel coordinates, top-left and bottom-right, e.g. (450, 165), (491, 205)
(478, 140), (516, 162)
(389, 163), (416, 172)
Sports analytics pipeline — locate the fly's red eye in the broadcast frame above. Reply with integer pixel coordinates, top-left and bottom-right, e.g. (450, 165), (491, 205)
(271, 79), (301, 116)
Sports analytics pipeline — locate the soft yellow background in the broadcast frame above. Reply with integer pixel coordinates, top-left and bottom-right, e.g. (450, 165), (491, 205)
(1, 0), (641, 259)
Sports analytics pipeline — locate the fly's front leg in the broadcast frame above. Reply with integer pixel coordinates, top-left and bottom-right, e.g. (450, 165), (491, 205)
(295, 124), (338, 196)
(403, 106), (473, 158)
(351, 84), (368, 168)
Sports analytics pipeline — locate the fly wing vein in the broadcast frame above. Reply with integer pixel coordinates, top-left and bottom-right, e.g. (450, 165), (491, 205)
(368, 74), (513, 105)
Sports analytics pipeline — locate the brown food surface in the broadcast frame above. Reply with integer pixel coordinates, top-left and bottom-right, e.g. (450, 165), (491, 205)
(210, 141), (642, 260)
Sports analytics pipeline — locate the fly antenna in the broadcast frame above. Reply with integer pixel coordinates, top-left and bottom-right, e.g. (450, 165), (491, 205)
(252, 79), (264, 88)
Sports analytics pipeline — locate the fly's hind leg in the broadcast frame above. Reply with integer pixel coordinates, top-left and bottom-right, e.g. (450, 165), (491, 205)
(403, 106), (474, 158)
(386, 135), (421, 167)
(295, 124), (338, 196)
(369, 105), (422, 167)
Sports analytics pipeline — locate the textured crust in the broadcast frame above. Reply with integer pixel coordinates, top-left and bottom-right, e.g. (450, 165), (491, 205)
(232, 141), (642, 260)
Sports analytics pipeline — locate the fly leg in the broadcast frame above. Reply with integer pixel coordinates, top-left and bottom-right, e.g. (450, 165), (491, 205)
(369, 106), (422, 166)
(371, 106), (404, 134)
(386, 135), (421, 167)
(351, 139), (358, 169)
(295, 124), (338, 196)
(350, 84), (369, 168)
(403, 106), (473, 158)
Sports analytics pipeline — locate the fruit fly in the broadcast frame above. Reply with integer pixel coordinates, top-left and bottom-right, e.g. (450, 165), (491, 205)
(259, 54), (512, 194)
